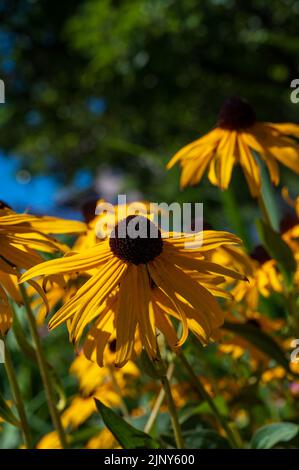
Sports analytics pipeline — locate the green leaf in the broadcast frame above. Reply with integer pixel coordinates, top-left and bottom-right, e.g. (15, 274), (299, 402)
(224, 321), (291, 372)
(255, 152), (280, 231)
(256, 219), (296, 284)
(184, 427), (230, 449)
(251, 422), (299, 449)
(0, 392), (20, 428)
(139, 350), (159, 379)
(95, 399), (160, 449)
(181, 396), (229, 421)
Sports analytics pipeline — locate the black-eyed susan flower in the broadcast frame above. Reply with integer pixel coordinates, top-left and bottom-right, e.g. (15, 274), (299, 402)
(21, 213), (246, 367)
(167, 96), (299, 197)
(0, 202), (86, 334)
(0, 202), (86, 268)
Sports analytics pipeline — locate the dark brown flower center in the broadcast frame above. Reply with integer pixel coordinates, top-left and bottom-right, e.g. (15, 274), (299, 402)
(109, 215), (163, 265)
(0, 200), (12, 210)
(109, 339), (117, 353)
(279, 213), (298, 234)
(250, 245), (271, 264)
(81, 198), (98, 223)
(218, 96), (256, 130)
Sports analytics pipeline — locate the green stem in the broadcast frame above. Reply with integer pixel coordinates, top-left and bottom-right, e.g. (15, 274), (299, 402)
(144, 362), (175, 434)
(19, 283), (68, 449)
(178, 351), (240, 449)
(155, 348), (184, 449)
(3, 338), (33, 448)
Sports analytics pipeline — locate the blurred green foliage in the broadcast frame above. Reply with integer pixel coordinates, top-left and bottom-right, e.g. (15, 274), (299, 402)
(1, 0), (299, 178)
(0, 0), (299, 229)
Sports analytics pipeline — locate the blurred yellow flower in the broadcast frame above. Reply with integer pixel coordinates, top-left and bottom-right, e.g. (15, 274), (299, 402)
(261, 366), (286, 384)
(167, 97), (299, 197)
(219, 312), (284, 370)
(37, 431), (62, 449)
(209, 243), (283, 312)
(70, 350), (139, 397)
(85, 428), (120, 449)
(0, 203), (85, 334)
(232, 247), (283, 311)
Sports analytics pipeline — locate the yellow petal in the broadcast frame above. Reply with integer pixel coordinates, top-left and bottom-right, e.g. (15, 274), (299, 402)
(115, 265), (138, 367)
(218, 131), (237, 189)
(20, 242), (112, 282)
(0, 284), (12, 335)
(166, 128), (222, 169)
(70, 260), (127, 343)
(153, 301), (179, 350)
(136, 265), (157, 360)
(266, 122), (299, 138)
(165, 230), (242, 251)
(152, 257), (224, 324)
(238, 136), (261, 197)
(148, 263), (189, 347)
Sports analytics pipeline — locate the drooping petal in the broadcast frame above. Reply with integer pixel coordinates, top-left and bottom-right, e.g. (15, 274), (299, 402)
(153, 300), (179, 350)
(253, 123), (299, 174)
(148, 262), (189, 347)
(48, 271), (106, 330)
(166, 128), (222, 169)
(151, 257), (224, 325)
(0, 273), (22, 303)
(179, 146), (216, 188)
(83, 308), (115, 367)
(162, 248), (246, 281)
(69, 260), (127, 343)
(153, 287), (218, 344)
(237, 136), (261, 197)
(1, 240), (44, 270)
(266, 122), (299, 138)
(209, 130), (237, 189)
(0, 284), (12, 335)
(242, 131), (280, 185)
(115, 265), (138, 367)
(49, 257), (126, 332)
(136, 265), (157, 360)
